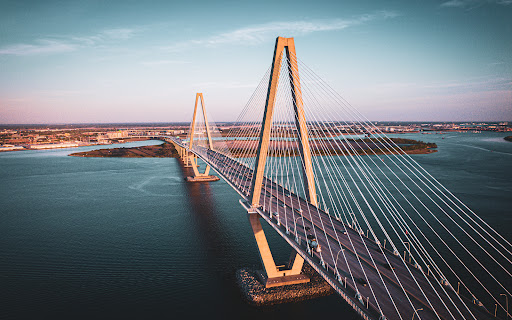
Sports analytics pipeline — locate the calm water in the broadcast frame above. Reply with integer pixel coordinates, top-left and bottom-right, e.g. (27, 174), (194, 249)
(1, 133), (511, 319)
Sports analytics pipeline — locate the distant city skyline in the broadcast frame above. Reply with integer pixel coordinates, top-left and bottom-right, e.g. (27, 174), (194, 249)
(1, 0), (511, 124)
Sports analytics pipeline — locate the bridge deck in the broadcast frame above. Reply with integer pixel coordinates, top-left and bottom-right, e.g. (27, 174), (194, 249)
(169, 137), (495, 320)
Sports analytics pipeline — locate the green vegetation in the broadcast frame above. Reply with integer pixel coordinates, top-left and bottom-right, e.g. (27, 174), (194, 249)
(71, 137), (436, 159)
(355, 137), (437, 151)
(70, 142), (178, 158)
(228, 137), (437, 157)
(155, 142), (179, 157)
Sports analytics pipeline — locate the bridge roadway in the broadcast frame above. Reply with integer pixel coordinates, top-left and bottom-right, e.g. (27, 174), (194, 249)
(166, 137), (494, 320)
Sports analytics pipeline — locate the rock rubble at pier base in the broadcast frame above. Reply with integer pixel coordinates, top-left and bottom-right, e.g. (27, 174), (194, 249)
(236, 264), (334, 306)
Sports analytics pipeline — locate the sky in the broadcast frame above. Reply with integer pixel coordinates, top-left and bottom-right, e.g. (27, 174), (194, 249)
(0, 0), (511, 124)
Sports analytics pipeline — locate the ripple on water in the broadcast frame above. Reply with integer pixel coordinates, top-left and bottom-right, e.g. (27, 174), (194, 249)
(0, 135), (510, 319)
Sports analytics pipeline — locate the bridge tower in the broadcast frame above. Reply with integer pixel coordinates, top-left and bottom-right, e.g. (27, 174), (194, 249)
(181, 93), (219, 182)
(246, 37), (317, 287)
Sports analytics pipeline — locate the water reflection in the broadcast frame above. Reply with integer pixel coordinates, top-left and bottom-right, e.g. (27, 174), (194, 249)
(178, 161), (239, 273)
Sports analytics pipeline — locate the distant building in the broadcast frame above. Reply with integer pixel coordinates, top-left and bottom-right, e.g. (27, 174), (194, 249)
(29, 143), (79, 149)
(0, 145), (25, 151)
(107, 131), (128, 139)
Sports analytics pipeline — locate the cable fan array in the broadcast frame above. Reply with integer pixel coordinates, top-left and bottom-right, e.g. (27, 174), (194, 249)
(184, 49), (511, 320)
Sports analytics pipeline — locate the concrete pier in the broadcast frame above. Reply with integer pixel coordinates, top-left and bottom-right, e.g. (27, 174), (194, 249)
(185, 175), (220, 182)
(236, 263), (334, 306)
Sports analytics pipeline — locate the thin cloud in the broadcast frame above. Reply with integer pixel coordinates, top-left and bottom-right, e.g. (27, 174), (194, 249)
(369, 77), (512, 97)
(397, 76), (509, 88)
(441, 0), (468, 7)
(441, 0), (512, 8)
(72, 28), (139, 45)
(0, 39), (76, 56)
(164, 11), (399, 51)
(102, 28), (138, 40)
(0, 27), (139, 56)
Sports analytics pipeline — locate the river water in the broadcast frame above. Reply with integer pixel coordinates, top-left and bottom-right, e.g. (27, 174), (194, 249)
(1, 132), (511, 319)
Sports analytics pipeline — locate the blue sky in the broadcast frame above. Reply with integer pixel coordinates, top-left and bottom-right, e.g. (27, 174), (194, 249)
(0, 0), (511, 124)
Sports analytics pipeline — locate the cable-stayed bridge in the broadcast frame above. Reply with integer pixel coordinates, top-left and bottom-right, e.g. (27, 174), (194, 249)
(166, 37), (511, 320)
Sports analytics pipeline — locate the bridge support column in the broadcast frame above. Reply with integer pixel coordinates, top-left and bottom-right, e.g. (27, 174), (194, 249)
(182, 152), (195, 168)
(249, 36), (317, 207)
(248, 211), (309, 288)
(185, 155), (218, 182)
(184, 93), (220, 182)
(242, 37), (314, 288)
(173, 143), (193, 167)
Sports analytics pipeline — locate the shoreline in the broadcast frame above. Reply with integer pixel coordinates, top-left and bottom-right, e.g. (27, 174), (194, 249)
(0, 138), (153, 153)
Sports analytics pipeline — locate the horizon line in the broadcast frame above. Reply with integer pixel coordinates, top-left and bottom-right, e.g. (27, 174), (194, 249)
(1, 120), (511, 127)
